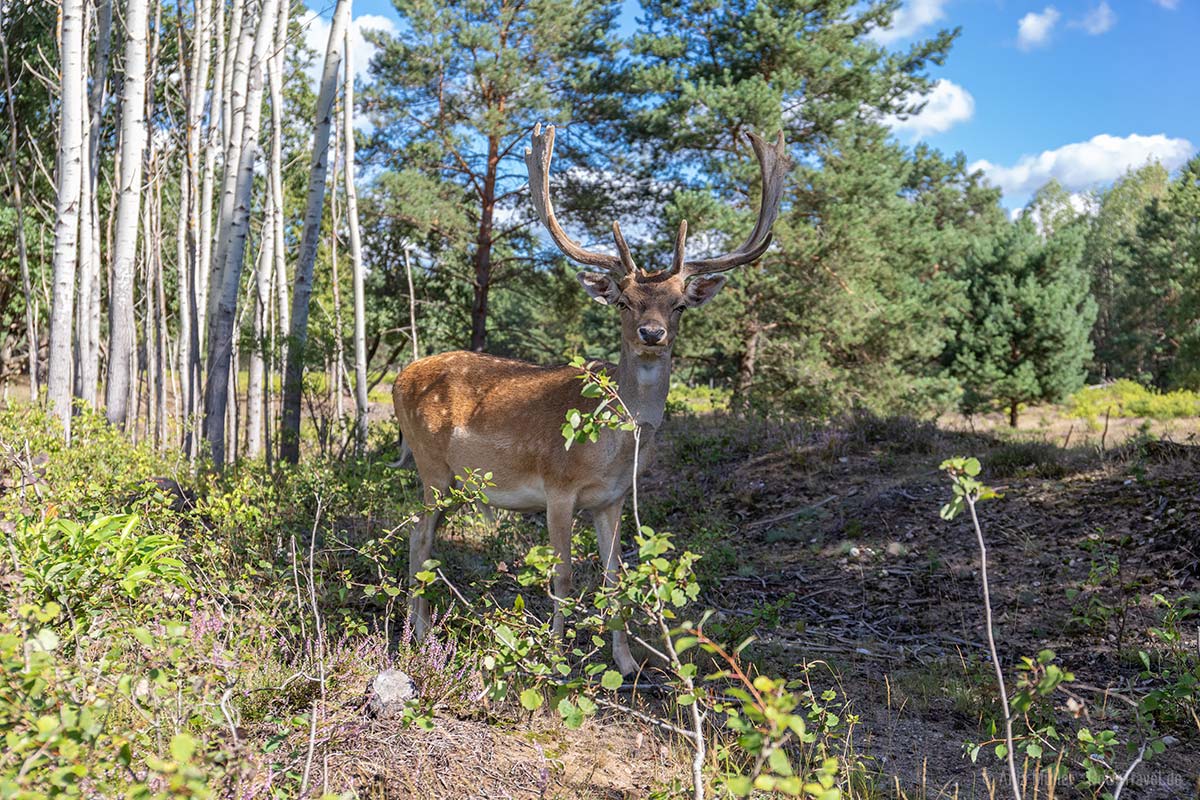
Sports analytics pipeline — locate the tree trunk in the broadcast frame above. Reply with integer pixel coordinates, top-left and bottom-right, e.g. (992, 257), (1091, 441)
(280, 0), (351, 463)
(77, 0), (112, 408)
(732, 323), (762, 414)
(207, 0), (256, 335)
(105, 0), (150, 428)
(0, 29), (37, 401)
(329, 115), (345, 428)
(180, 0), (212, 457)
(266, 0), (289, 460)
(246, 200), (272, 457)
(198, 0), (227, 356)
(267, 0), (289, 338)
(404, 247), (419, 362)
(1008, 400), (1019, 428)
(46, 0), (87, 436)
(469, 134), (500, 352)
(344, 26), (369, 454)
(202, 0), (279, 467)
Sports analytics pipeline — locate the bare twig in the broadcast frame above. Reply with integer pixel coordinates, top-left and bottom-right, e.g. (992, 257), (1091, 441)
(1111, 740), (1147, 800)
(967, 494), (1022, 800)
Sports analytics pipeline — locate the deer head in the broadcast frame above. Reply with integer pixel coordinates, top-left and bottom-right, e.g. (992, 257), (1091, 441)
(525, 124), (790, 356)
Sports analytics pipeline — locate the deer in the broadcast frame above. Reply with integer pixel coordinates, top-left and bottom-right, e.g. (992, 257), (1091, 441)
(393, 123), (789, 674)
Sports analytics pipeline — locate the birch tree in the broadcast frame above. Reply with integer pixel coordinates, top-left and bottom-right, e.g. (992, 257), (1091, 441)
(179, 0), (213, 457)
(46, 0), (86, 435)
(266, 0), (290, 362)
(203, 0), (280, 466)
(104, 0), (150, 427)
(76, 0), (112, 408)
(344, 27), (368, 453)
(280, 0), (351, 463)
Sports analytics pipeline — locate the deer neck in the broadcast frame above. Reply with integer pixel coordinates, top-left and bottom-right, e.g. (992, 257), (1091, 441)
(615, 340), (672, 430)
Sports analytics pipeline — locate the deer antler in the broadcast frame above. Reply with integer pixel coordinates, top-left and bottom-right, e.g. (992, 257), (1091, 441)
(671, 131), (790, 278)
(525, 123), (637, 276)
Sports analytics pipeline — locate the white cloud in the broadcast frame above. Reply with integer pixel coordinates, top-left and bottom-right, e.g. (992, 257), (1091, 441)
(1151, 0), (1178, 8)
(1075, 2), (1116, 34)
(868, 0), (952, 45)
(970, 133), (1195, 200)
(1016, 7), (1061, 50)
(299, 11), (397, 88)
(885, 79), (975, 138)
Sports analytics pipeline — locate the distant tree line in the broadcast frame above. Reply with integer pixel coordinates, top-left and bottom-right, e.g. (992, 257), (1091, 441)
(1, 0), (1198, 459)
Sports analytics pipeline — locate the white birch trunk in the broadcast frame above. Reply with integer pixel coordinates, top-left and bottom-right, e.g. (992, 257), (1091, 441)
(198, 0), (227, 355)
(179, 0), (211, 455)
(280, 0), (351, 463)
(343, 27), (368, 454)
(266, 0), (290, 358)
(405, 247), (419, 361)
(77, 0), (112, 408)
(104, 0), (150, 427)
(246, 203), (273, 457)
(208, 0), (256, 337)
(202, 0), (280, 467)
(46, 0), (87, 436)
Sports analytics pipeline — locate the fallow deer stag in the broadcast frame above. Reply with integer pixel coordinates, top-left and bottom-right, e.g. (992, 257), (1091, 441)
(393, 123), (789, 674)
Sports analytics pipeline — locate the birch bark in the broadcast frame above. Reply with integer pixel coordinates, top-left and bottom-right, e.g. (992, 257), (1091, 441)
(46, 0), (87, 436)
(104, 0), (151, 427)
(280, 0), (351, 463)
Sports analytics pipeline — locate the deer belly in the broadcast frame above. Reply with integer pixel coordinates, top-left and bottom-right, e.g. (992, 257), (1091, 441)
(480, 481), (547, 513)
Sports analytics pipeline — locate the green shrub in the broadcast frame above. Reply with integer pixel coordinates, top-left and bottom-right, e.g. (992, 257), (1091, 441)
(10, 513), (192, 616)
(1067, 380), (1200, 423)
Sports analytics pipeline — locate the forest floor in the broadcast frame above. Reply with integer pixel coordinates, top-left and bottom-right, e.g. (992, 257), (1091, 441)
(3, 396), (1198, 799)
(353, 407), (1200, 799)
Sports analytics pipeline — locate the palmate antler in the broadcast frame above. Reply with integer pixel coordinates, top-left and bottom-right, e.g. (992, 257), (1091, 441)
(671, 130), (791, 278)
(525, 123), (638, 277)
(526, 124), (790, 280)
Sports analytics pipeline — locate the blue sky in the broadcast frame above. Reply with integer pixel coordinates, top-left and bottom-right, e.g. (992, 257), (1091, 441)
(308, 0), (1199, 209)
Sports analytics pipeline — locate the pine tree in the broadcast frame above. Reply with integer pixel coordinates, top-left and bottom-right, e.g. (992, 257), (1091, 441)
(1123, 157), (1200, 388)
(1082, 163), (1170, 382)
(363, 0), (620, 353)
(950, 195), (1097, 427)
(615, 0), (974, 414)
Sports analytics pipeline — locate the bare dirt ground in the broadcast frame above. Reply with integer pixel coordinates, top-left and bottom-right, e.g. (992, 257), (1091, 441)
(322, 405), (1198, 799)
(631, 411), (1200, 799)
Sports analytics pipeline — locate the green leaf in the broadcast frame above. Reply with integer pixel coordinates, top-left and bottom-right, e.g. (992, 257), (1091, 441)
(557, 698), (584, 729)
(724, 775), (753, 796)
(768, 747), (794, 776)
(169, 733), (196, 763)
(519, 688), (544, 711)
(600, 670), (624, 691)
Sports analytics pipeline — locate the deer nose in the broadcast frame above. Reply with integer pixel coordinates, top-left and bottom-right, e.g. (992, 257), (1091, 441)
(638, 326), (666, 345)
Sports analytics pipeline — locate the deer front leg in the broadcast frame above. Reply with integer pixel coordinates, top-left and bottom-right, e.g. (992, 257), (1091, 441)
(545, 495), (576, 639)
(409, 490), (447, 641)
(592, 499), (639, 676)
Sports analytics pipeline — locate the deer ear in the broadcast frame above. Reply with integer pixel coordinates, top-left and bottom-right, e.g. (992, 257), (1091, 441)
(684, 275), (727, 307)
(577, 272), (621, 305)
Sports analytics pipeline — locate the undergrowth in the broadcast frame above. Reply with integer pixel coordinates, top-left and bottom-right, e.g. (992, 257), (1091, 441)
(0, 403), (1197, 798)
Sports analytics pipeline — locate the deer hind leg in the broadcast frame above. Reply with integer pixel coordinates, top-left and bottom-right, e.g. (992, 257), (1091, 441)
(592, 498), (638, 675)
(410, 482), (449, 641)
(545, 494), (576, 639)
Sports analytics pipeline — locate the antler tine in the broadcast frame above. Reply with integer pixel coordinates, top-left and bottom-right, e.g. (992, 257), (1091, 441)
(525, 123), (630, 276)
(681, 130), (790, 278)
(668, 220), (688, 275)
(611, 221), (639, 275)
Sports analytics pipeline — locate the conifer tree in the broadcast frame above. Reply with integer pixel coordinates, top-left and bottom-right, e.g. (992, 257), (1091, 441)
(363, 0), (619, 352)
(950, 190), (1096, 426)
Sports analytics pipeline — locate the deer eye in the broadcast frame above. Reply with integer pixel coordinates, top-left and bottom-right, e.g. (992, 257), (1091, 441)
(614, 298), (631, 311)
